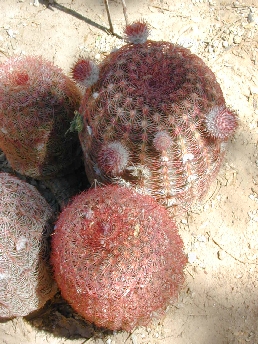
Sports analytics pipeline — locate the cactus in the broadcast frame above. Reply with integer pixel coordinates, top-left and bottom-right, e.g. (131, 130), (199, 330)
(0, 55), (82, 180)
(72, 21), (238, 215)
(51, 185), (187, 331)
(0, 172), (57, 318)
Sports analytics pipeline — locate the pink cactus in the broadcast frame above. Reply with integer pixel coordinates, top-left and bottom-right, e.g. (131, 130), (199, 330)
(0, 173), (57, 318)
(0, 55), (82, 180)
(51, 184), (187, 331)
(73, 21), (238, 215)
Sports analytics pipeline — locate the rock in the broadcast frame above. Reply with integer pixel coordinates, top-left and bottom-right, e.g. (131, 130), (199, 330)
(233, 35), (242, 44)
(188, 252), (197, 264)
(222, 40), (229, 48)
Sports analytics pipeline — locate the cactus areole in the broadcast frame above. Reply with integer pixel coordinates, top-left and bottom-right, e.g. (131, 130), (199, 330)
(51, 185), (187, 331)
(74, 21), (238, 215)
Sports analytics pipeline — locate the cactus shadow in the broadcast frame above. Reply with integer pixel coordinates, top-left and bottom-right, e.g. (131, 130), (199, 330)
(39, 0), (123, 39)
(25, 292), (115, 341)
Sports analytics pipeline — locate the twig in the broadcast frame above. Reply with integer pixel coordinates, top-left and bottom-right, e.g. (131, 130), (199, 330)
(125, 329), (137, 343)
(186, 268), (194, 279)
(211, 236), (258, 265)
(149, 5), (171, 12)
(103, 0), (114, 35)
(121, 0), (129, 25)
(0, 49), (9, 58)
(207, 179), (221, 201)
(51, 1), (122, 38)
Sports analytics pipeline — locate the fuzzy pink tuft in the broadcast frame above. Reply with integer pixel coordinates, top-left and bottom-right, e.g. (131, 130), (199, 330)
(205, 106), (238, 140)
(71, 58), (99, 87)
(153, 131), (173, 151)
(124, 20), (150, 44)
(98, 141), (129, 176)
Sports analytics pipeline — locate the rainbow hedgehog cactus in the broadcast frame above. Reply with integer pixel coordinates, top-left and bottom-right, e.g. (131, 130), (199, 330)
(72, 20), (238, 215)
(0, 172), (57, 318)
(0, 55), (82, 180)
(51, 184), (187, 331)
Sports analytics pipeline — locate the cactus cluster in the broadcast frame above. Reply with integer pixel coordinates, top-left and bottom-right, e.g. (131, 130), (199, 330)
(73, 21), (238, 215)
(0, 173), (57, 318)
(0, 20), (238, 332)
(51, 185), (187, 331)
(0, 55), (82, 180)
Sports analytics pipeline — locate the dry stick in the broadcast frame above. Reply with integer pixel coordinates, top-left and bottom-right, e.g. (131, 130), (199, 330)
(103, 0), (114, 35)
(211, 237), (258, 265)
(121, 0), (129, 25)
(104, 0), (129, 36)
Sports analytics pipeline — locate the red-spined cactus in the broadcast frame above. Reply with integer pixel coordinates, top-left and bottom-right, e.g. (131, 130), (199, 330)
(0, 55), (82, 180)
(0, 172), (57, 318)
(73, 21), (238, 215)
(51, 185), (187, 331)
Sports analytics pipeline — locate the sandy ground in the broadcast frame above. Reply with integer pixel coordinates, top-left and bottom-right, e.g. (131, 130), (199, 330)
(0, 0), (258, 343)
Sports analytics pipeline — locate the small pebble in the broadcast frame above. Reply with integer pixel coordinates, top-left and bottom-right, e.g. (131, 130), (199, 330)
(250, 86), (258, 94)
(131, 334), (138, 344)
(233, 35), (242, 44)
(7, 29), (15, 38)
(197, 235), (206, 242)
(188, 252), (197, 264)
(248, 9), (258, 24)
(249, 194), (258, 202)
(222, 40), (229, 48)
(248, 11), (254, 23)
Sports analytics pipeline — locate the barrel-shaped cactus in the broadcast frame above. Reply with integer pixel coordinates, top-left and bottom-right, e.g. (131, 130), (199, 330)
(51, 185), (187, 331)
(73, 21), (238, 215)
(0, 173), (57, 318)
(0, 55), (82, 180)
